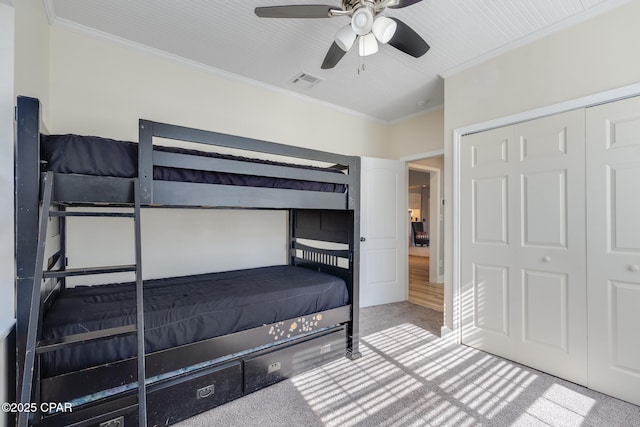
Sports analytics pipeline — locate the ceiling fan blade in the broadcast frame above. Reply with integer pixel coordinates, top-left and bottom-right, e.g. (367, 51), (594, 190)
(255, 5), (337, 18)
(321, 42), (347, 69)
(387, 18), (430, 58)
(388, 0), (423, 9)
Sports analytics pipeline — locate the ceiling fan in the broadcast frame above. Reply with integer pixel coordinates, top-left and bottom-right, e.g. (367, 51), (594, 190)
(255, 0), (430, 69)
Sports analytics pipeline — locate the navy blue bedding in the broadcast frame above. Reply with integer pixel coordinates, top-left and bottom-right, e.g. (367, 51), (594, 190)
(40, 134), (347, 193)
(41, 265), (349, 377)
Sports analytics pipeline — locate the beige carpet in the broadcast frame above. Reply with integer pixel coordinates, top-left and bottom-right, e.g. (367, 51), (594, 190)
(177, 302), (640, 426)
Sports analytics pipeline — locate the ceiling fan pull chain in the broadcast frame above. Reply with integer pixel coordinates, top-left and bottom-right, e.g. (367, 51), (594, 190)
(357, 55), (366, 75)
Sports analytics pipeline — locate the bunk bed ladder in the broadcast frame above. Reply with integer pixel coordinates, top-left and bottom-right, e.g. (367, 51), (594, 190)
(18, 172), (148, 427)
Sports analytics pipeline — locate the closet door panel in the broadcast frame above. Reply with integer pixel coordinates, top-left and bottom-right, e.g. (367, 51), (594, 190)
(513, 109), (587, 385)
(461, 126), (517, 357)
(521, 270), (568, 350)
(520, 169), (567, 248)
(473, 176), (508, 244)
(587, 96), (640, 405)
(473, 264), (509, 335)
(609, 164), (640, 251)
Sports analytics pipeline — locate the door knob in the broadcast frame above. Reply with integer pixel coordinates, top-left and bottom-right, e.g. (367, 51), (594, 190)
(629, 265), (639, 272)
(360, 237), (366, 242)
(542, 256), (551, 263)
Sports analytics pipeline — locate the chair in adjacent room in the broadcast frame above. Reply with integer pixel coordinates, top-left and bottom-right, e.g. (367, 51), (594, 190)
(411, 221), (429, 246)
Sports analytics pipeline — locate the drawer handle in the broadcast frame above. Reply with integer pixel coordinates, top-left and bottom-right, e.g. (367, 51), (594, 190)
(100, 417), (124, 427)
(268, 361), (281, 374)
(197, 384), (215, 399)
(629, 264), (640, 272)
(542, 256), (551, 263)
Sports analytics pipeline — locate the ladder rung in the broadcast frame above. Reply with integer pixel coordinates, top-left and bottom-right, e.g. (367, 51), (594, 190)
(36, 325), (137, 354)
(43, 265), (137, 278)
(50, 211), (135, 218)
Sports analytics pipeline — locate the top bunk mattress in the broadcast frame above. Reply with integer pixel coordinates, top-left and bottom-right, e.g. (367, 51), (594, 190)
(40, 134), (347, 193)
(41, 265), (349, 377)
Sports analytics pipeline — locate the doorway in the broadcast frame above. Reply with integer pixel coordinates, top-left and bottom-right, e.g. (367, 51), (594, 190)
(406, 155), (444, 312)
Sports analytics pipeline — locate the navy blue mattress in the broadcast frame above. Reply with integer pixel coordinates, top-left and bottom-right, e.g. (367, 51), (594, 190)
(40, 134), (346, 193)
(41, 265), (349, 377)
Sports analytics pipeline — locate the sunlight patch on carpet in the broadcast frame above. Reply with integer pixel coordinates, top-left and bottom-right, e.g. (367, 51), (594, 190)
(291, 322), (604, 426)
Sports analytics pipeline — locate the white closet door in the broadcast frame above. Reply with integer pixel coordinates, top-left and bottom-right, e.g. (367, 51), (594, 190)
(586, 96), (640, 406)
(513, 110), (587, 385)
(460, 126), (517, 357)
(461, 110), (587, 385)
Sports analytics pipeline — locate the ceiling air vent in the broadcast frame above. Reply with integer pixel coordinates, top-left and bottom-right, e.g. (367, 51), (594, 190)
(289, 72), (323, 89)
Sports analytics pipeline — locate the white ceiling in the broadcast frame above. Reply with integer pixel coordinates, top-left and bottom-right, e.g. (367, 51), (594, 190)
(47, 0), (627, 122)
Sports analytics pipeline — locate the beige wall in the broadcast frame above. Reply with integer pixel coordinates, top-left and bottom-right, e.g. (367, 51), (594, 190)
(49, 27), (389, 157)
(442, 0), (640, 330)
(388, 107), (444, 159)
(14, 0), (50, 125)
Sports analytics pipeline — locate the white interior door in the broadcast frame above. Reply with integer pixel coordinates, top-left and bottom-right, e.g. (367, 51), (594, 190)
(460, 110), (587, 385)
(360, 156), (407, 307)
(586, 96), (640, 406)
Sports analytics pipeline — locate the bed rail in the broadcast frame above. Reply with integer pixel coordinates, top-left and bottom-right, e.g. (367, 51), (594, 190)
(38, 306), (350, 404)
(293, 243), (350, 268)
(138, 120), (360, 210)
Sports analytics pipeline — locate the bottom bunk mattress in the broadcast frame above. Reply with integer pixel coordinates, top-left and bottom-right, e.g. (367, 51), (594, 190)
(41, 265), (349, 377)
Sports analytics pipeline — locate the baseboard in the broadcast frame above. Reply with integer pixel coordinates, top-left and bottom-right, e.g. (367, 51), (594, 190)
(440, 326), (457, 344)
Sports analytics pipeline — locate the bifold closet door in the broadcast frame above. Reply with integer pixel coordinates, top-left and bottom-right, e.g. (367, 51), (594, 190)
(460, 126), (517, 357)
(461, 109), (587, 385)
(586, 96), (640, 406)
(512, 110), (587, 385)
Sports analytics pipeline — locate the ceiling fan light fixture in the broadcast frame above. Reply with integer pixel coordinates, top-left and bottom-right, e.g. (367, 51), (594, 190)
(372, 16), (397, 43)
(256, 1), (429, 69)
(358, 33), (379, 56)
(335, 25), (357, 51)
(351, 7), (374, 36)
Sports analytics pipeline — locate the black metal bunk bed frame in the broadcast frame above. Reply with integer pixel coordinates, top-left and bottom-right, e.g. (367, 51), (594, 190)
(15, 96), (361, 427)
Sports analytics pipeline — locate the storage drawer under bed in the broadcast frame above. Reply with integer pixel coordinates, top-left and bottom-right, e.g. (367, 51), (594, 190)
(39, 327), (347, 426)
(40, 361), (243, 427)
(244, 326), (347, 393)
(146, 360), (243, 426)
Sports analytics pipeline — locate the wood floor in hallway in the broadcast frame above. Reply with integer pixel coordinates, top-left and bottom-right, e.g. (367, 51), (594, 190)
(408, 255), (444, 312)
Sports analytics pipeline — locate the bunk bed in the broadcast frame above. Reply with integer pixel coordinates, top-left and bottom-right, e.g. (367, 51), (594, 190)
(15, 96), (361, 427)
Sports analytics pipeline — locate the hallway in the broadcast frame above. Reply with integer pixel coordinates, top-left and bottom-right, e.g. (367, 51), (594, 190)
(408, 255), (443, 312)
